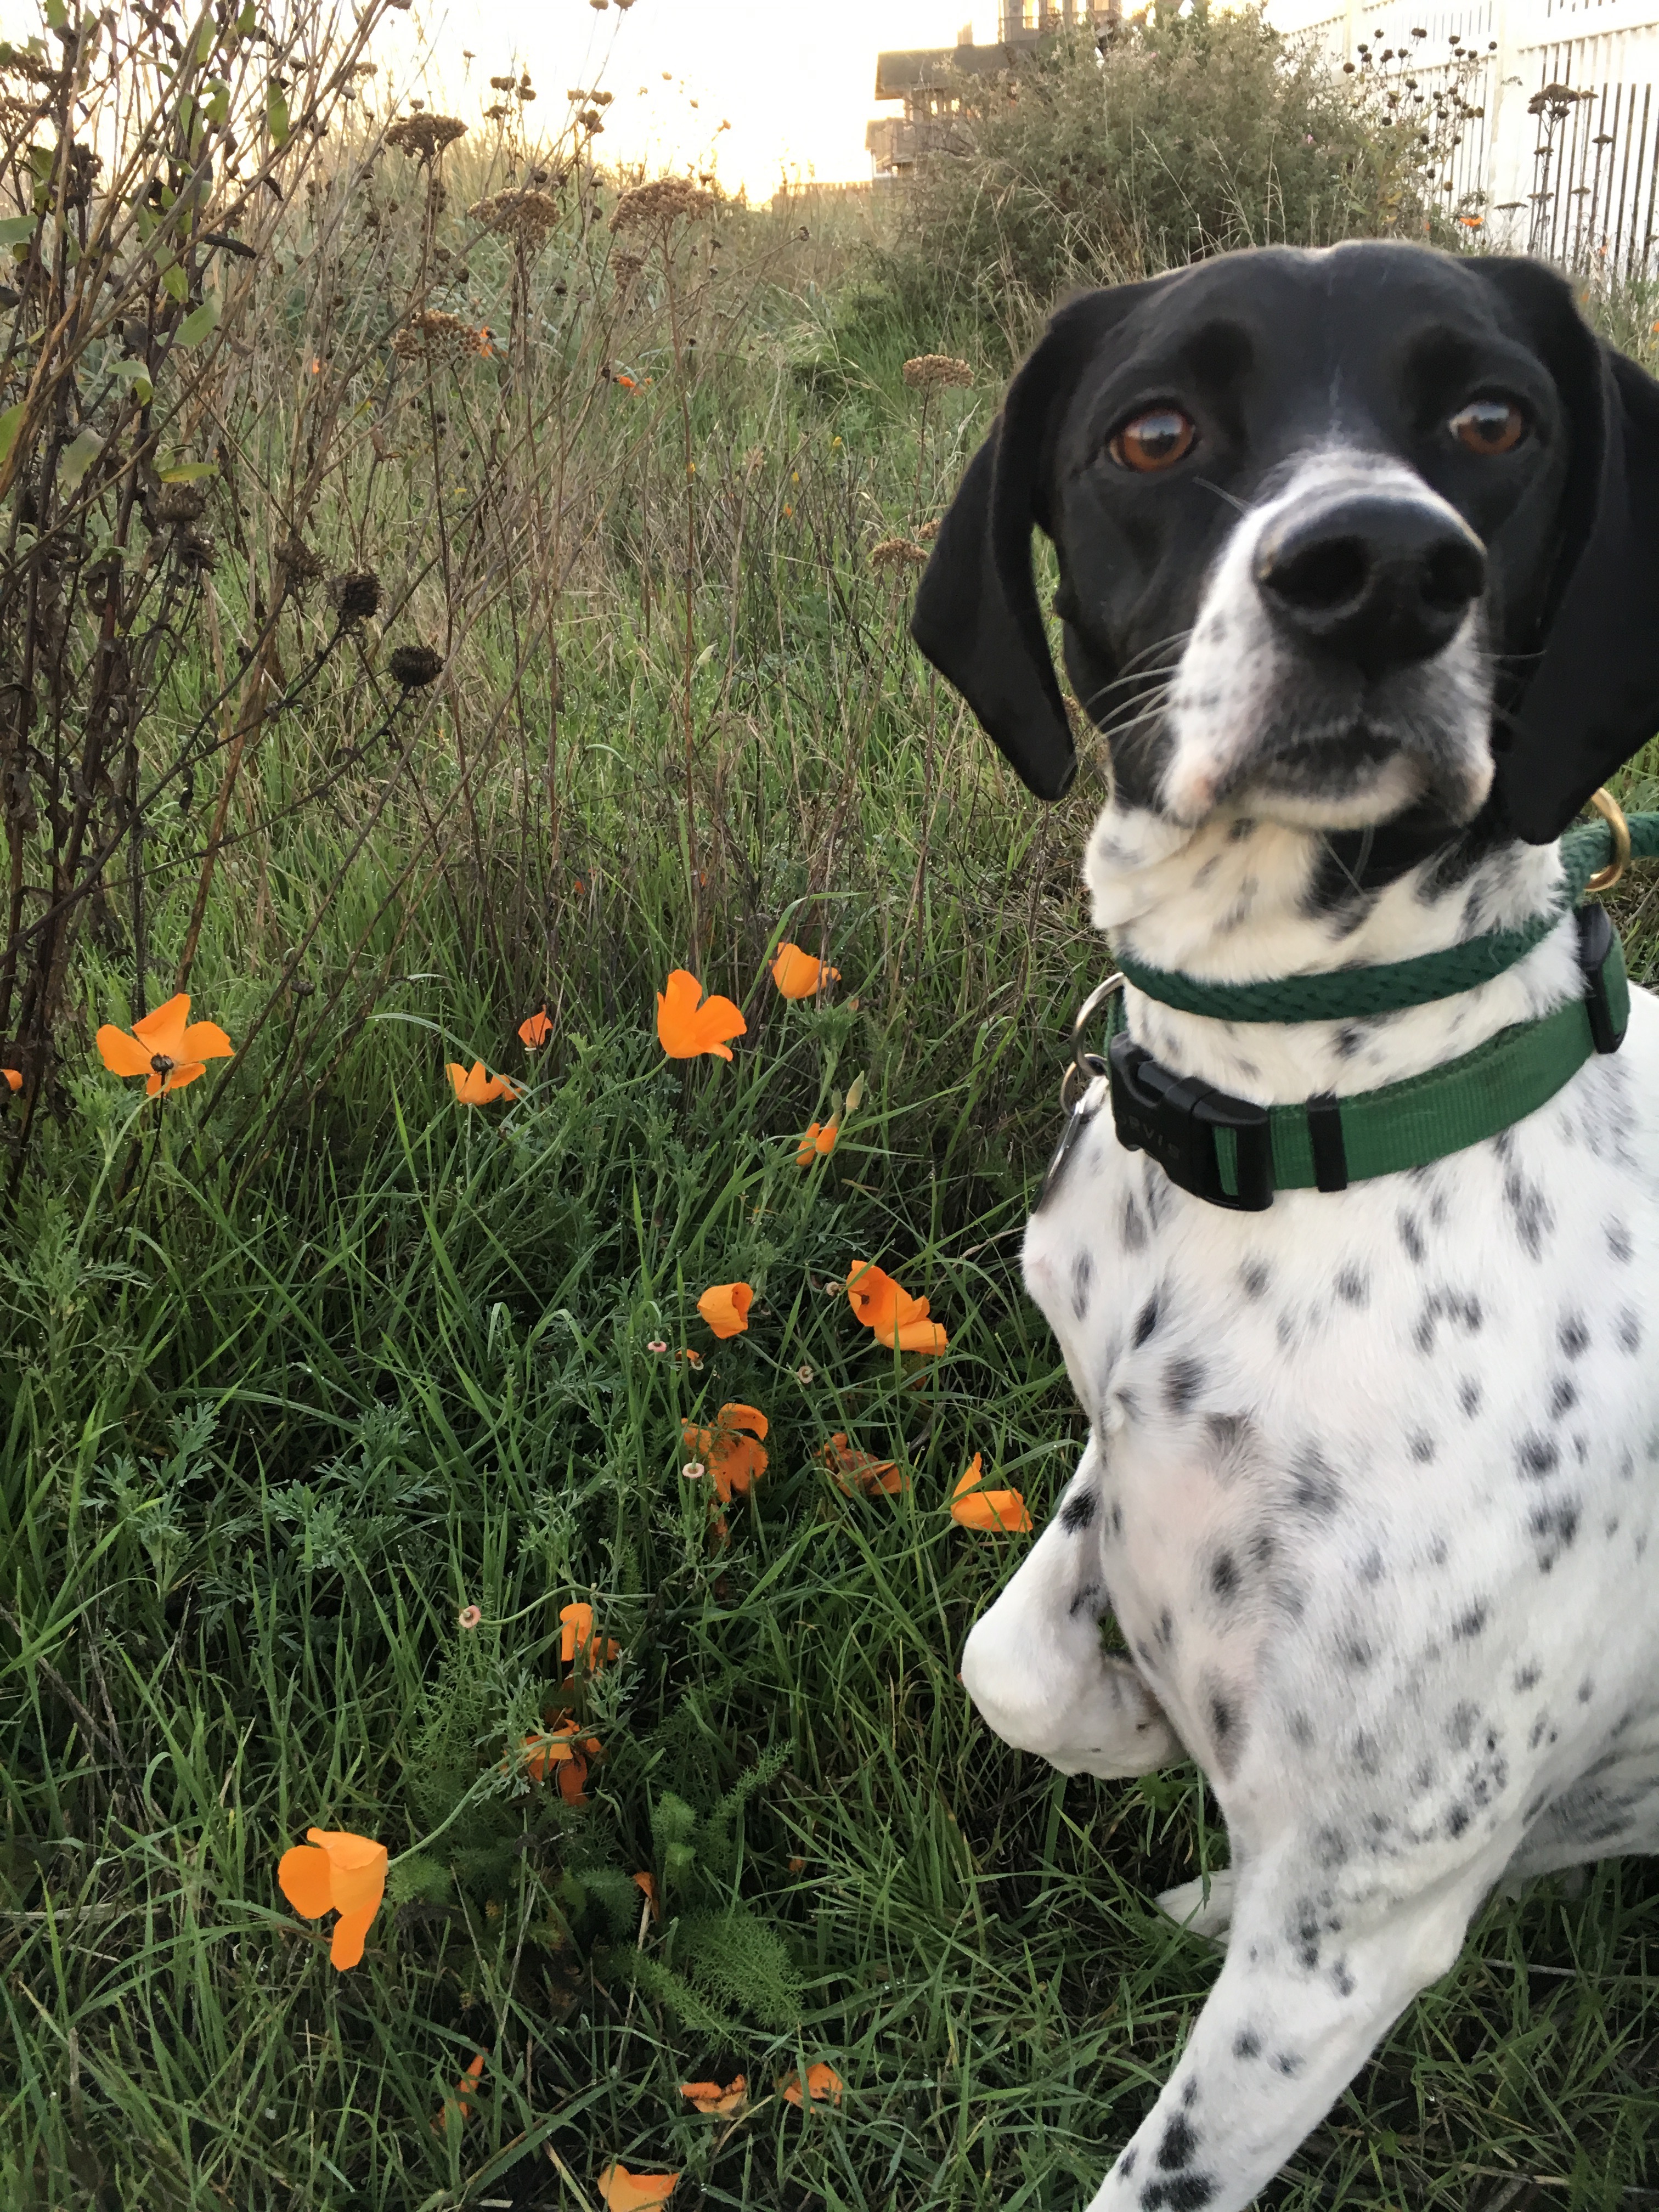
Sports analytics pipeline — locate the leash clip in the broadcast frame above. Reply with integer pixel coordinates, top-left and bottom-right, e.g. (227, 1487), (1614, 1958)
(1059, 972), (1124, 1113)
(1107, 1034), (1275, 1212)
(1585, 787), (1631, 896)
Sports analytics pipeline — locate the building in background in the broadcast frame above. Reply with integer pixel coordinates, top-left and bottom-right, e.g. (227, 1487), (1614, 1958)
(867, 4), (1119, 179)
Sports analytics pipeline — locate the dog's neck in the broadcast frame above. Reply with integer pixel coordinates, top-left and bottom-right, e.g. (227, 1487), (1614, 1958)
(1084, 803), (1581, 1105)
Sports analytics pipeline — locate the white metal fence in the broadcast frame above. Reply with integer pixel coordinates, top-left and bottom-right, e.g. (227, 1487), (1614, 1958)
(1268, 0), (1659, 273)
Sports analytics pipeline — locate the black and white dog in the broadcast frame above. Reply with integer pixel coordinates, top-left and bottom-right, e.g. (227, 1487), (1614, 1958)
(912, 242), (1659, 2210)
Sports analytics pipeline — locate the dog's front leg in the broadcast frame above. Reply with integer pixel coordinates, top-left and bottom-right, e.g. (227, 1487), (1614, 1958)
(1083, 1852), (1498, 2212)
(960, 1442), (1181, 1778)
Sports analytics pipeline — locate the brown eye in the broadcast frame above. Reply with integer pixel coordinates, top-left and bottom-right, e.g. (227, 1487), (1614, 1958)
(1109, 407), (1197, 473)
(1451, 398), (1526, 455)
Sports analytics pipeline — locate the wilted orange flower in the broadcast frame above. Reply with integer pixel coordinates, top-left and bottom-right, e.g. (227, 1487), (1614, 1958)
(797, 1117), (838, 1165)
(559, 1601), (621, 1672)
(96, 994), (234, 1097)
(518, 1008), (553, 1048)
(950, 1453), (1032, 1533)
(446, 1059), (520, 1105)
(277, 1827), (387, 1970)
(679, 2075), (745, 2114)
(771, 943), (840, 1000)
(432, 2051), (487, 2132)
(598, 2167), (680, 2210)
(656, 969), (746, 1061)
(845, 1261), (947, 1354)
(682, 1402), (769, 1501)
(821, 1432), (906, 1499)
(781, 2062), (843, 2107)
(632, 1870), (658, 1918)
(697, 1280), (752, 1338)
(521, 1722), (601, 1802)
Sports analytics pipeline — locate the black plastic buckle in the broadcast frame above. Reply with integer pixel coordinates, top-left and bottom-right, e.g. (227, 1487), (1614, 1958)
(1576, 902), (1629, 1056)
(1107, 1034), (1275, 1211)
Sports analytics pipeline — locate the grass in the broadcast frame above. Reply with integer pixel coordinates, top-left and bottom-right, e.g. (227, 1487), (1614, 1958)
(3, 30), (1659, 2211)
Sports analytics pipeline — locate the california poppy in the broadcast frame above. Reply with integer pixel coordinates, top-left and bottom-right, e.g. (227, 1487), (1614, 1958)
(632, 1870), (659, 1918)
(96, 993), (234, 1097)
(797, 1117), (838, 1165)
(446, 1059), (521, 1105)
(521, 1722), (601, 1803)
(432, 2051), (487, 2133)
(558, 1600), (621, 1672)
(518, 1008), (553, 1048)
(821, 1432), (906, 1499)
(845, 1261), (948, 1354)
(2, 1069), (19, 1093)
(656, 969), (746, 1062)
(697, 1280), (753, 1339)
(597, 2164), (680, 2209)
(277, 1827), (387, 1970)
(679, 2076), (745, 2114)
(781, 2062), (843, 2107)
(682, 1402), (769, 1502)
(950, 1453), (1032, 1533)
(771, 943), (839, 1000)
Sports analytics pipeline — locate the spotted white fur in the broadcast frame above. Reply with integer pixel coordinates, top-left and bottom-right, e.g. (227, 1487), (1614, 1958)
(960, 550), (1659, 2211)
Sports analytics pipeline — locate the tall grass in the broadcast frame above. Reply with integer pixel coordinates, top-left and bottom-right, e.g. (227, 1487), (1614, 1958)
(1, 4), (1656, 2208)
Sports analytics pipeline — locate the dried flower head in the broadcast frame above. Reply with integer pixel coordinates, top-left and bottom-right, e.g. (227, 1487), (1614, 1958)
(392, 309), (494, 364)
(174, 527), (217, 573)
(611, 177), (714, 234)
(388, 643), (444, 690)
(153, 482), (208, 527)
(902, 353), (974, 391)
(385, 112), (467, 162)
(917, 518), (941, 541)
(468, 188), (561, 246)
(869, 537), (928, 573)
(276, 534), (325, 584)
(489, 74), (514, 91)
(328, 568), (382, 625)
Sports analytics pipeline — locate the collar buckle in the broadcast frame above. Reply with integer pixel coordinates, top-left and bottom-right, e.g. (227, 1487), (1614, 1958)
(1108, 1034), (1275, 1211)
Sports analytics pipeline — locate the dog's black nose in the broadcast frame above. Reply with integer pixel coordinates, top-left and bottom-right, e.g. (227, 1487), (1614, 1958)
(1254, 495), (1486, 676)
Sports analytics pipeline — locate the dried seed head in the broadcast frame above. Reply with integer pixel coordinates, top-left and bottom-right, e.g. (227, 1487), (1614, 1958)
(917, 518), (941, 541)
(489, 74), (514, 90)
(388, 642), (444, 690)
(385, 111), (467, 162)
(275, 533), (324, 583)
(869, 537), (928, 572)
(610, 177), (714, 233)
(611, 249), (645, 283)
(468, 188), (561, 245)
(392, 308), (492, 362)
(902, 353), (974, 391)
(328, 568), (382, 624)
(153, 482), (208, 526)
(173, 526), (217, 572)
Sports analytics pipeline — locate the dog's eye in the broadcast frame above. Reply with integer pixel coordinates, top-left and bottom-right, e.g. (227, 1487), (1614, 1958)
(1450, 398), (1527, 455)
(1109, 408), (1197, 473)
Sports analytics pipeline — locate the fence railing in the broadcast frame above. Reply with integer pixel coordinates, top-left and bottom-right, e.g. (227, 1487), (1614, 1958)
(1268, 0), (1659, 272)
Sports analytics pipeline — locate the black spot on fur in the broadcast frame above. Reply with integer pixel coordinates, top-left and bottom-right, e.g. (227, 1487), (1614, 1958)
(1617, 1307), (1642, 1355)
(1358, 1545), (1385, 1585)
(1459, 1376), (1482, 1418)
(1453, 1602), (1488, 1640)
(1529, 1499), (1581, 1570)
(1060, 1486), (1098, 1534)
(1119, 2148), (1136, 2180)
(1549, 1375), (1578, 1419)
(1158, 2115), (1198, 2171)
(1139, 2177), (1217, 2211)
(1606, 1218), (1634, 1263)
(1340, 1636), (1373, 1671)
(1069, 1582), (1103, 1618)
(1110, 1498), (1124, 1538)
(1240, 1261), (1271, 1301)
(1446, 1702), (1480, 1752)
(1158, 1607), (1176, 1647)
(1446, 1802), (1471, 1838)
(1273, 2051), (1304, 2078)
(1330, 1959), (1356, 1998)
(1132, 1295), (1160, 1347)
(1578, 1677), (1595, 1704)
(1164, 1357), (1205, 1413)
(1514, 1663), (1541, 1692)
(1122, 1195), (1148, 1252)
(1516, 1432), (1559, 1480)
(1288, 1709), (1314, 1748)
(1209, 1550), (1240, 1602)
(1233, 2028), (1261, 2061)
(1558, 1312), (1590, 1359)
(1397, 1210), (1426, 1265)
(1071, 1250), (1093, 1321)
(1504, 1169), (1554, 1260)
(1334, 1024), (1365, 1061)
(1289, 1445), (1342, 1521)
(1335, 1265), (1369, 1307)
(1409, 1430), (1437, 1465)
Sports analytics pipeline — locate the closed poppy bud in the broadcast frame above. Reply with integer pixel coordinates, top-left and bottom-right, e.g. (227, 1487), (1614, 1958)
(697, 1280), (753, 1338)
(797, 1118), (838, 1166)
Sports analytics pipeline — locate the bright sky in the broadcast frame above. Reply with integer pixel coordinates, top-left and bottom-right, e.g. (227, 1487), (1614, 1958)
(375, 1), (996, 201)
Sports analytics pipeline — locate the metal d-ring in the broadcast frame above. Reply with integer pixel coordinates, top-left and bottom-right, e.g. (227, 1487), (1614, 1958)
(1060, 972), (1125, 1113)
(1586, 787), (1632, 896)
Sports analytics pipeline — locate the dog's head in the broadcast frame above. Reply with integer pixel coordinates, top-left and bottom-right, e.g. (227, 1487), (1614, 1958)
(912, 242), (1659, 847)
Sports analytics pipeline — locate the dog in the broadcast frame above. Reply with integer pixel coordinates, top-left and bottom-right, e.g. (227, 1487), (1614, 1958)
(911, 241), (1659, 2211)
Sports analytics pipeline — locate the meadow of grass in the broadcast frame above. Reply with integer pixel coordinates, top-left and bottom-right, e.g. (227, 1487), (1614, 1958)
(2, 5), (1658, 2208)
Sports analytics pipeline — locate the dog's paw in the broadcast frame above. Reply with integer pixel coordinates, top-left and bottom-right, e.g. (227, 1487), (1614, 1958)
(1156, 1868), (1237, 1943)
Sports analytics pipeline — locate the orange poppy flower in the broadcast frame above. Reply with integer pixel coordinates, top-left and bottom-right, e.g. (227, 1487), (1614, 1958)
(632, 1870), (659, 1918)
(950, 1453), (1032, 1533)
(821, 1432), (907, 1499)
(276, 1827), (387, 1970)
(95, 993), (234, 1097)
(521, 1722), (601, 1802)
(432, 2051), (487, 2132)
(597, 2165), (680, 2210)
(845, 1261), (948, 1354)
(679, 2075), (745, 2114)
(446, 1059), (521, 1105)
(781, 2062), (843, 2107)
(559, 1601), (621, 1672)
(682, 1402), (769, 1501)
(797, 1116), (838, 1165)
(2, 1069), (19, 1093)
(656, 969), (746, 1062)
(771, 943), (840, 1000)
(696, 1280), (753, 1338)
(519, 1008), (553, 1048)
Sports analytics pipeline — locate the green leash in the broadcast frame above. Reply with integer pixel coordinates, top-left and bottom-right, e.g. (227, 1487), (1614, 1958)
(1062, 799), (1656, 1212)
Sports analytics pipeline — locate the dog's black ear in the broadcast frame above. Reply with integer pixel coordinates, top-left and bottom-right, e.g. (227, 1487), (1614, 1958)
(1471, 258), (1659, 843)
(911, 296), (1133, 802)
